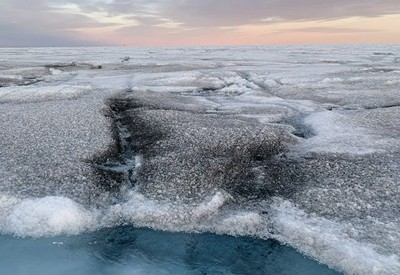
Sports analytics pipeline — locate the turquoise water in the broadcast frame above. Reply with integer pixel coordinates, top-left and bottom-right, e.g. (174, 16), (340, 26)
(0, 226), (341, 275)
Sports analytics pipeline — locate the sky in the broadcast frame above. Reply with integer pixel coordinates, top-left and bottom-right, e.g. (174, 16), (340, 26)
(1, 0), (400, 47)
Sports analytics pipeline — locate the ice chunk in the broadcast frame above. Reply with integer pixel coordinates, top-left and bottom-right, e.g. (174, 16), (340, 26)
(272, 199), (400, 275)
(0, 84), (91, 103)
(1, 196), (97, 237)
(301, 110), (385, 154)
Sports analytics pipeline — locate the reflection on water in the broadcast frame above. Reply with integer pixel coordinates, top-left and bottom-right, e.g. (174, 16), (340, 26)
(0, 226), (341, 275)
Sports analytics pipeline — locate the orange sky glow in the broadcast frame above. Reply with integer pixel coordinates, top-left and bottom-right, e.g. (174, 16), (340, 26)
(78, 15), (400, 46)
(1, 1), (400, 47)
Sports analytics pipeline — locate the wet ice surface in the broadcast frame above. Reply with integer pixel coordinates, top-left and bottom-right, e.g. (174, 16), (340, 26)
(0, 227), (340, 275)
(0, 46), (399, 274)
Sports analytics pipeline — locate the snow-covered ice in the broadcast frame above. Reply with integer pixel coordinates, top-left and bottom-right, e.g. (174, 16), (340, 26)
(0, 45), (399, 274)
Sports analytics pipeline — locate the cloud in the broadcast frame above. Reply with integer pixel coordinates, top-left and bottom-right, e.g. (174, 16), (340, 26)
(0, 0), (124, 46)
(1, 0), (400, 46)
(156, 0), (400, 27)
(71, 0), (400, 27)
(277, 27), (382, 34)
(38, 0), (400, 28)
(4, 2), (119, 30)
(0, 24), (97, 47)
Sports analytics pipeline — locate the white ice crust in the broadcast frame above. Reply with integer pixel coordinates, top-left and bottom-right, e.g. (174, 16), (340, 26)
(0, 195), (98, 237)
(272, 199), (400, 275)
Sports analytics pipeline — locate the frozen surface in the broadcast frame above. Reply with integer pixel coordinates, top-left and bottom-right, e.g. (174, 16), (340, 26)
(0, 46), (399, 274)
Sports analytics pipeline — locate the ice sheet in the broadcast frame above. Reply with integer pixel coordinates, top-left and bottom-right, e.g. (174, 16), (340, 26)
(0, 45), (399, 275)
